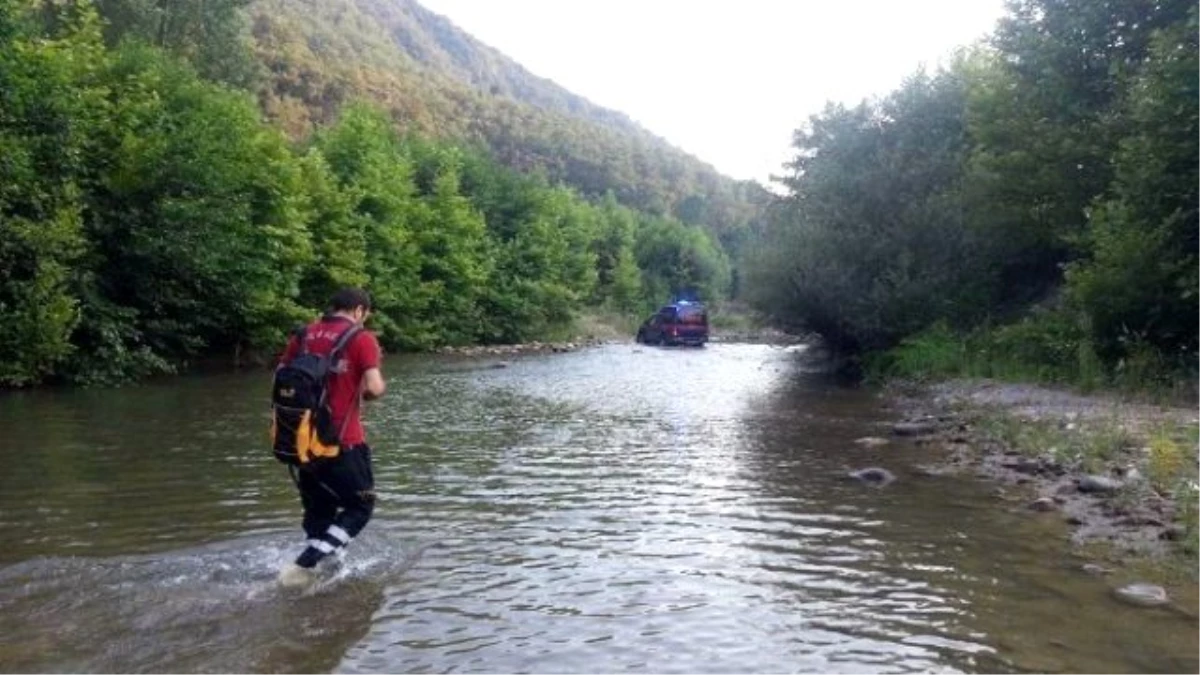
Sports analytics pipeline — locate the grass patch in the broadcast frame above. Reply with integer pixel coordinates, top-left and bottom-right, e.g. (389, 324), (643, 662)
(975, 412), (1055, 456)
(1175, 485), (1199, 558)
(563, 310), (638, 342)
(868, 313), (1195, 400)
(944, 348), (1196, 543)
(1147, 429), (1190, 494)
(975, 409), (1138, 472)
(709, 308), (765, 332)
(865, 321), (971, 381)
(974, 408), (1199, 559)
(1145, 423), (1200, 558)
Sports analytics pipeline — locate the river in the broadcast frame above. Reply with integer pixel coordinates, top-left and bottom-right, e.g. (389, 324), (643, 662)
(0, 343), (1195, 673)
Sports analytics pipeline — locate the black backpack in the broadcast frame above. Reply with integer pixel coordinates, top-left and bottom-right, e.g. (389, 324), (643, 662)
(270, 322), (362, 466)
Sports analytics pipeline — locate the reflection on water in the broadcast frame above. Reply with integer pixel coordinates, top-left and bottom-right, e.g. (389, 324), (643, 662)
(0, 344), (1195, 673)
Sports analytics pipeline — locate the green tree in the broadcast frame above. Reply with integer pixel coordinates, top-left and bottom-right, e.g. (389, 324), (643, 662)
(93, 0), (258, 86)
(313, 104), (424, 349)
(410, 148), (492, 345)
(967, 0), (1194, 303)
(486, 186), (601, 342)
(451, 147), (602, 341)
(592, 194), (643, 313)
(81, 41), (310, 372)
(1066, 7), (1199, 366)
(635, 215), (731, 307)
(295, 148), (368, 308)
(748, 68), (993, 352)
(0, 0), (107, 385)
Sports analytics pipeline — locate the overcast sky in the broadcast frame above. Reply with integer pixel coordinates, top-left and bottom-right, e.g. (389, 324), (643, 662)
(417, 0), (1008, 185)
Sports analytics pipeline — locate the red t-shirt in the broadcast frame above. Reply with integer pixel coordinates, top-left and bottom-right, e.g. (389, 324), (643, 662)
(279, 317), (382, 446)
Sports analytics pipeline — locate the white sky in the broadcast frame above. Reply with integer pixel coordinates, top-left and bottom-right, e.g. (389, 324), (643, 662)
(418, 0), (1008, 185)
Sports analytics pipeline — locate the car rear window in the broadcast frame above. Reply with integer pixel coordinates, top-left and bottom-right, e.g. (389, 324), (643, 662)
(676, 306), (707, 324)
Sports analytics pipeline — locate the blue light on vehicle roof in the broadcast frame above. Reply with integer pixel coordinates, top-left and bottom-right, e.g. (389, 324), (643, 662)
(671, 289), (702, 304)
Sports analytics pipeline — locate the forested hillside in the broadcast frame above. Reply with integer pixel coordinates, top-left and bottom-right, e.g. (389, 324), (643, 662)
(245, 0), (771, 254)
(353, 0), (645, 134)
(0, 0), (737, 387)
(747, 0), (1197, 391)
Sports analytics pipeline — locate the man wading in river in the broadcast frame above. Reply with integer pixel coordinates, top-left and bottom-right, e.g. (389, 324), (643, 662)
(270, 288), (386, 587)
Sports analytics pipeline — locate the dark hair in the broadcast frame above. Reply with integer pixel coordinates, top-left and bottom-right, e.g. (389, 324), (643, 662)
(329, 287), (372, 312)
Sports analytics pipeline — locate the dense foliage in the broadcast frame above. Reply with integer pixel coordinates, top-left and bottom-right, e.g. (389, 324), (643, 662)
(748, 0), (1197, 388)
(0, 0), (730, 386)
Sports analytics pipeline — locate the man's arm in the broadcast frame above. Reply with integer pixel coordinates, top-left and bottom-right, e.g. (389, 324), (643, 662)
(362, 368), (386, 400)
(357, 331), (386, 400)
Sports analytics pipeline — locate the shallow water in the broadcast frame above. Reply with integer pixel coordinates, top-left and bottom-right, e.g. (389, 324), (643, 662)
(0, 343), (1195, 673)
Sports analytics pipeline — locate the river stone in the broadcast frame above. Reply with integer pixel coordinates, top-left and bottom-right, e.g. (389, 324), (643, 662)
(1005, 458), (1042, 475)
(1078, 474), (1122, 493)
(1116, 514), (1165, 527)
(892, 421), (935, 436)
(1081, 563), (1112, 575)
(1160, 526), (1184, 541)
(848, 467), (896, 486)
(1112, 583), (1169, 608)
(854, 436), (890, 447)
(1029, 497), (1057, 512)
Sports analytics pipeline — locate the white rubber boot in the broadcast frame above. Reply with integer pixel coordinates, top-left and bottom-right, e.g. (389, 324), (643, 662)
(277, 562), (317, 588)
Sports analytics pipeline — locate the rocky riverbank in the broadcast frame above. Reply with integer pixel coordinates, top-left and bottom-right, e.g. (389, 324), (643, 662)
(709, 326), (808, 345)
(884, 380), (1198, 565)
(433, 337), (612, 357)
(431, 326), (809, 356)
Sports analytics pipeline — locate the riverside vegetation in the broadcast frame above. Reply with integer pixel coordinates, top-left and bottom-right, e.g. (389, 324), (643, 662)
(741, 0), (1198, 565)
(1, 0), (740, 387)
(748, 0), (1197, 399)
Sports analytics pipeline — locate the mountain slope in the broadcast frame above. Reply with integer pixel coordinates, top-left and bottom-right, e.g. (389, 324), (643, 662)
(357, 0), (644, 134)
(247, 0), (769, 249)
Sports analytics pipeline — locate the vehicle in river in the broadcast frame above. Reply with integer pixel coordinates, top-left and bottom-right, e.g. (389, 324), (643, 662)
(635, 300), (709, 346)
